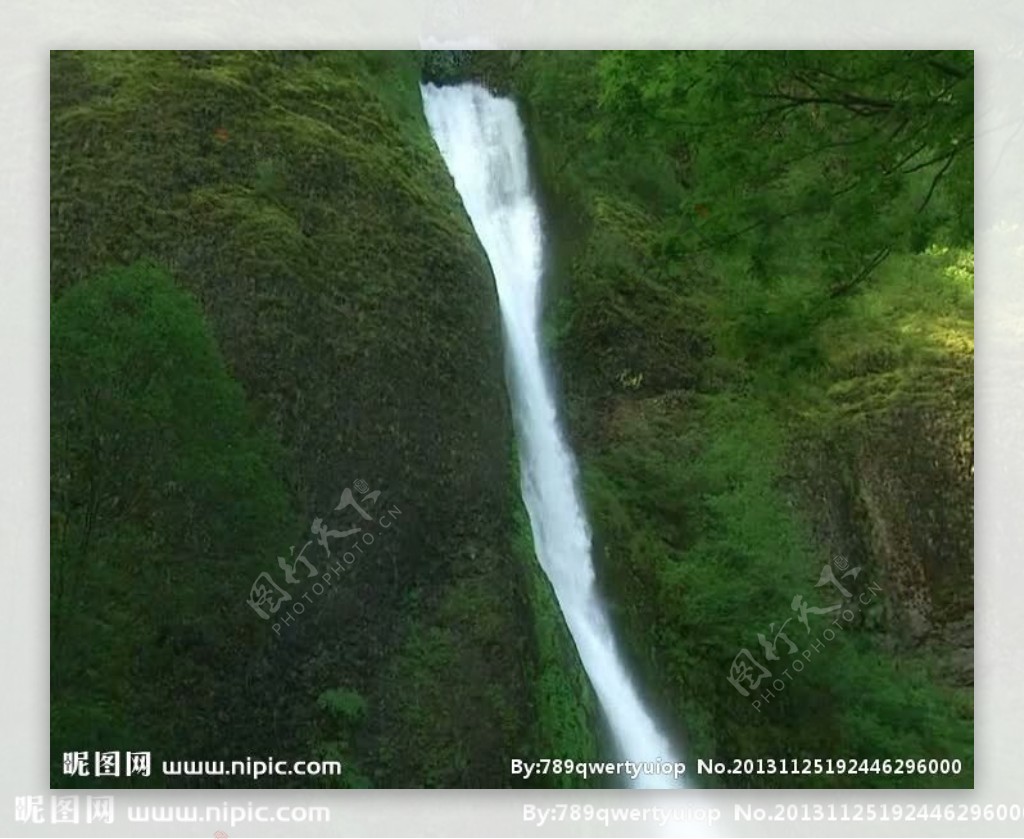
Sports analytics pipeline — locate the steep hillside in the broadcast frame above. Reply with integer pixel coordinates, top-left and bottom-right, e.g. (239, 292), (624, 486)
(50, 50), (599, 788)
(468, 50), (974, 787)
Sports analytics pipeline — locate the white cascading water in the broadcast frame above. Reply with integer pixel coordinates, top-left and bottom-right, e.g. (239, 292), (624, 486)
(422, 82), (682, 789)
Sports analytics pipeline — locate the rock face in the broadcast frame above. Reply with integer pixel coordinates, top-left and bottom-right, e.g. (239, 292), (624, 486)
(797, 368), (974, 675)
(51, 50), (592, 787)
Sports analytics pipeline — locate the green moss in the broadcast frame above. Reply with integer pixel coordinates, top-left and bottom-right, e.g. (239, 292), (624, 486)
(51, 50), (539, 788)
(513, 505), (604, 786)
(372, 555), (532, 787)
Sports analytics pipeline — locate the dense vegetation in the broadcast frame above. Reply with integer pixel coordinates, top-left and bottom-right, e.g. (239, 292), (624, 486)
(52, 262), (296, 785)
(50, 50), (599, 788)
(51, 50), (972, 789)
(465, 50), (973, 787)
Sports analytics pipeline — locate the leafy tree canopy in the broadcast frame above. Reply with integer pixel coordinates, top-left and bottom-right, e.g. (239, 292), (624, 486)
(596, 50), (973, 297)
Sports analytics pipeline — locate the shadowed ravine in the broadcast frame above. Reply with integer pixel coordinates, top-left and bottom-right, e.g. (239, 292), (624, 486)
(422, 82), (682, 788)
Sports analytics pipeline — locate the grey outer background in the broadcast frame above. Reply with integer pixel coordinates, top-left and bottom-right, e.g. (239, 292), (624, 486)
(0, 2), (1013, 836)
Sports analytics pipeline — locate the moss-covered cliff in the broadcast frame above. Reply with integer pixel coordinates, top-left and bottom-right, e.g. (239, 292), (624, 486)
(50, 48), (974, 790)
(50, 50), (599, 788)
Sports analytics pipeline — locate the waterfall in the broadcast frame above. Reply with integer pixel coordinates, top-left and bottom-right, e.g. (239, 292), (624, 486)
(422, 82), (682, 789)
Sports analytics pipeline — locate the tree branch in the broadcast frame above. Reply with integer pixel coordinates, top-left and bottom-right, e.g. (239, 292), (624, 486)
(918, 149), (959, 213)
(757, 91), (896, 116)
(901, 147), (957, 175)
(829, 246), (893, 299)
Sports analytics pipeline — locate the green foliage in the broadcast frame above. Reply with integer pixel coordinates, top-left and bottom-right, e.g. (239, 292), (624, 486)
(313, 688), (371, 788)
(51, 261), (295, 786)
(596, 50), (973, 292)
(583, 389), (972, 787)
(317, 688), (368, 723)
(504, 50), (974, 787)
